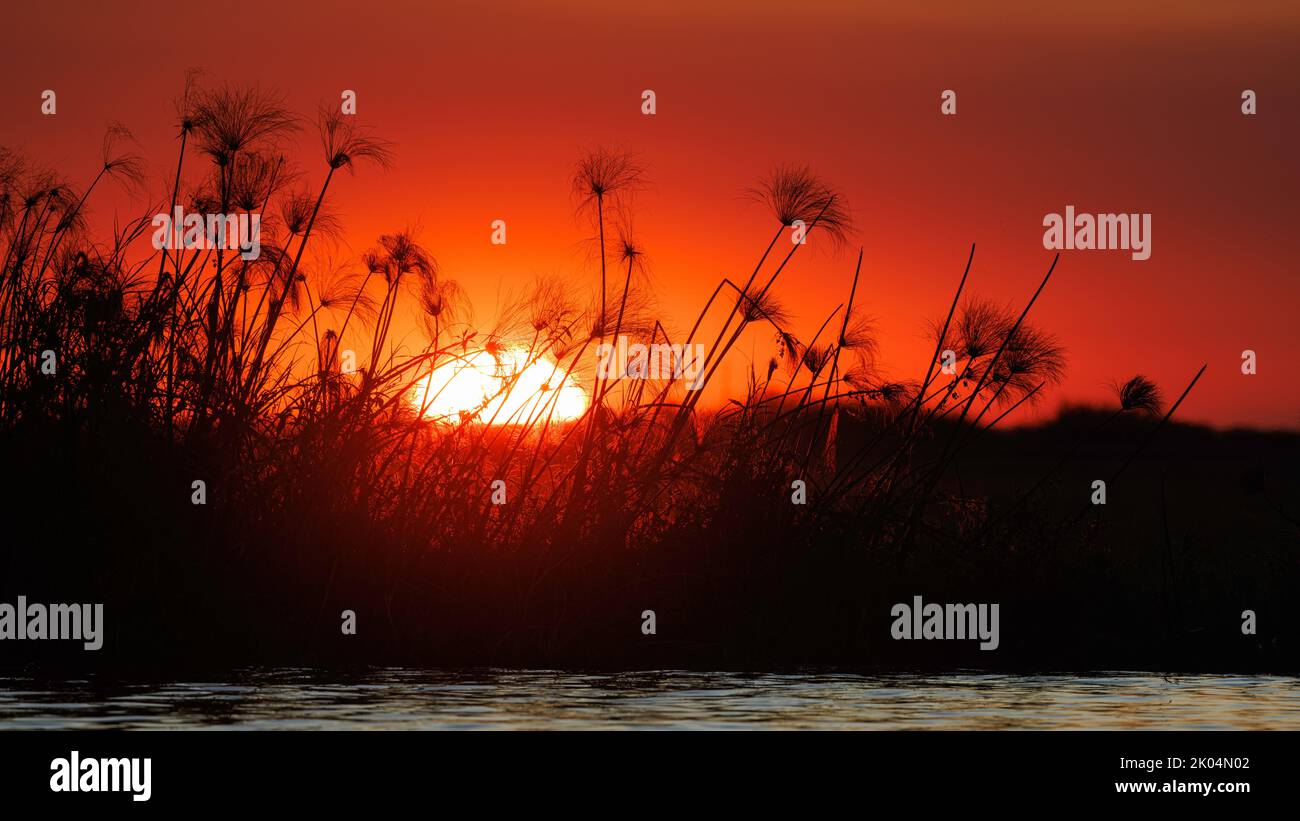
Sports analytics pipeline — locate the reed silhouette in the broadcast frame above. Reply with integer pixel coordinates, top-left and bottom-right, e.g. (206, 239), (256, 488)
(0, 80), (1295, 673)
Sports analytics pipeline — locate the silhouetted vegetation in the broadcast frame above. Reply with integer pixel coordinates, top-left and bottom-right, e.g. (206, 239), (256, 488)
(1, 80), (1296, 673)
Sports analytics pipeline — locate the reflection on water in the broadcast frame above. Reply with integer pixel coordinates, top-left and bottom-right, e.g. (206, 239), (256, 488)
(2, 670), (1298, 730)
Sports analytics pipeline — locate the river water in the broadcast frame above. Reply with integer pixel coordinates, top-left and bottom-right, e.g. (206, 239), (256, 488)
(2, 670), (1298, 730)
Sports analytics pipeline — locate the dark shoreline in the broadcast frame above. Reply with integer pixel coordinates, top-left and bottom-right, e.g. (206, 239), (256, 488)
(3, 412), (1296, 677)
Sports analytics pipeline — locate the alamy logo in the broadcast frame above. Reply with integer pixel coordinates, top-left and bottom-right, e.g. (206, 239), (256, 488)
(1042, 205), (1151, 260)
(50, 751), (151, 802)
(0, 596), (103, 650)
(890, 595), (999, 651)
(151, 206), (262, 260)
(596, 336), (706, 390)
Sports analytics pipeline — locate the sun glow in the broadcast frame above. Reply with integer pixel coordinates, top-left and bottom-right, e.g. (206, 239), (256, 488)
(410, 348), (589, 424)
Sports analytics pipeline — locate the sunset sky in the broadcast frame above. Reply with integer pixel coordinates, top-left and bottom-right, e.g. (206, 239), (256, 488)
(3, 0), (1297, 428)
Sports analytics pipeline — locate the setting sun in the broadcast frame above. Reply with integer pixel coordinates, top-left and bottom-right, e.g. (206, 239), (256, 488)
(410, 348), (589, 424)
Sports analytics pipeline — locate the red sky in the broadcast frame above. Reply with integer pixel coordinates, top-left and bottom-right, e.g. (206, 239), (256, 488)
(3, 0), (1297, 428)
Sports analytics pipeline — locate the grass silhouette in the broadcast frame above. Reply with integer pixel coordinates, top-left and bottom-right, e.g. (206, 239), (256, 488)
(0, 80), (1295, 672)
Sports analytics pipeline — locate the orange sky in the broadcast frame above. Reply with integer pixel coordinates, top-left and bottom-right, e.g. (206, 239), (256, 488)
(3, 0), (1297, 428)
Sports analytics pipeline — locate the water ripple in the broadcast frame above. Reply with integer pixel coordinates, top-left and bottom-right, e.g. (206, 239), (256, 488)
(1, 670), (1297, 730)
